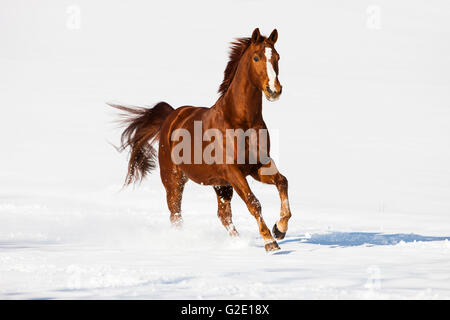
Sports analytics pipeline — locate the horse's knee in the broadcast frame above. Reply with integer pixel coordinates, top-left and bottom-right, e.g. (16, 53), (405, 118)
(276, 174), (288, 188)
(214, 185), (233, 201)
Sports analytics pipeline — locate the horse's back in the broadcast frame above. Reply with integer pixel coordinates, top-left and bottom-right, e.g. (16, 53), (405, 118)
(160, 105), (209, 138)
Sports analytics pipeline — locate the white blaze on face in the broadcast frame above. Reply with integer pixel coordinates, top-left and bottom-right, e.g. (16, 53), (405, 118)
(264, 47), (277, 92)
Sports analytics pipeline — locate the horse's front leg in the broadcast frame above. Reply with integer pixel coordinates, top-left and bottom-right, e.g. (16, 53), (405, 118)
(251, 159), (292, 240)
(226, 166), (280, 252)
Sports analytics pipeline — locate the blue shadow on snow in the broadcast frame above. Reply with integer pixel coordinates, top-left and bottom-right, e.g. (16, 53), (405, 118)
(280, 232), (450, 248)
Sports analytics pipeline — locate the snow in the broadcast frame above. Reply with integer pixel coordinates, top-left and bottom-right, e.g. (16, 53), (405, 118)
(2, 185), (450, 299)
(1, 0), (450, 299)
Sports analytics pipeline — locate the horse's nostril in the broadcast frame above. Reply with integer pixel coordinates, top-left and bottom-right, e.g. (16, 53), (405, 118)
(266, 86), (273, 95)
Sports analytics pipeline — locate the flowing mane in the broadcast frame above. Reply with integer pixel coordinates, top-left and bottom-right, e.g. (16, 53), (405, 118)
(218, 36), (266, 97)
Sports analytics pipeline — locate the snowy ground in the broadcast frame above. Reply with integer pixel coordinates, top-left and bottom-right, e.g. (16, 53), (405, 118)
(1, 1), (450, 299)
(1, 182), (450, 299)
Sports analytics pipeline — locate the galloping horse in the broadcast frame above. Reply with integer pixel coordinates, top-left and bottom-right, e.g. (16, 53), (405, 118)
(110, 28), (292, 251)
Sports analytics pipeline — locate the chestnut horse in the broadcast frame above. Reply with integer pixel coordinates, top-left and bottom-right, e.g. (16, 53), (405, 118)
(110, 28), (292, 251)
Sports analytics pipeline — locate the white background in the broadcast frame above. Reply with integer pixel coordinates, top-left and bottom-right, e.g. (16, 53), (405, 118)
(1, 0), (450, 299)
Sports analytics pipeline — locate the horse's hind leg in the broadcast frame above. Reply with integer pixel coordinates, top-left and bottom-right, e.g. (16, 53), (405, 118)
(213, 185), (239, 237)
(251, 159), (292, 240)
(161, 167), (187, 228)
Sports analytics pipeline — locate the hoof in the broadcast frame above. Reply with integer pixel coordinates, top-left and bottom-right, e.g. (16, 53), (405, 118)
(171, 219), (183, 229)
(272, 223), (286, 240)
(264, 241), (280, 252)
(226, 224), (239, 237)
(229, 230), (240, 237)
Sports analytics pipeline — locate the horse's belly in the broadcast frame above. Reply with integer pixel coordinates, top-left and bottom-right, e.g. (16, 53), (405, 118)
(178, 163), (229, 186)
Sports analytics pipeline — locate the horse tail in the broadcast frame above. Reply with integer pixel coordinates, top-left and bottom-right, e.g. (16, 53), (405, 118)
(108, 102), (174, 186)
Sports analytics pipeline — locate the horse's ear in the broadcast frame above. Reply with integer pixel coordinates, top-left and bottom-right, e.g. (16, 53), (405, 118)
(268, 29), (278, 44)
(251, 28), (261, 43)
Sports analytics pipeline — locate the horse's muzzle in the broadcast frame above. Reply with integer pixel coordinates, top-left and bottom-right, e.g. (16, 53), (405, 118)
(265, 85), (282, 101)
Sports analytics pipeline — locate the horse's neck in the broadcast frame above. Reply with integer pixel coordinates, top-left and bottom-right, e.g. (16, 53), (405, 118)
(217, 68), (263, 127)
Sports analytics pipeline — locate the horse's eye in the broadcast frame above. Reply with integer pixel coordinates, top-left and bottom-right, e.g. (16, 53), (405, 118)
(253, 56), (259, 62)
